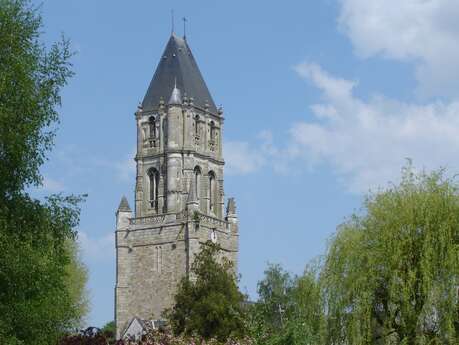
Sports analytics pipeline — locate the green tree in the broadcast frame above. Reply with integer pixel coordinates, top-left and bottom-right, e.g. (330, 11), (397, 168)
(321, 165), (459, 345)
(247, 264), (293, 344)
(287, 263), (325, 344)
(0, 195), (85, 345)
(0, 1), (87, 344)
(65, 239), (90, 328)
(248, 263), (325, 345)
(100, 321), (116, 344)
(0, 0), (73, 197)
(257, 264), (293, 327)
(167, 241), (246, 342)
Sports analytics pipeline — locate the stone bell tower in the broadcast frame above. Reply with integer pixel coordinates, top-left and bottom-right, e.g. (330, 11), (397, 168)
(115, 33), (239, 338)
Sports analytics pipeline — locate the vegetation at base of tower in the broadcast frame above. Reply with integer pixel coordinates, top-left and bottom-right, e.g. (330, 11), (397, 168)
(57, 164), (459, 345)
(321, 164), (459, 344)
(0, 0), (88, 344)
(58, 326), (253, 345)
(247, 164), (459, 345)
(247, 263), (325, 345)
(65, 238), (90, 327)
(0, 195), (87, 345)
(166, 241), (247, 342)
(100, 321), (116, 344)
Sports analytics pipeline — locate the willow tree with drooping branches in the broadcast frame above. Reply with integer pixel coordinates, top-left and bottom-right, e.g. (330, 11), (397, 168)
(321, 164), (459, 345)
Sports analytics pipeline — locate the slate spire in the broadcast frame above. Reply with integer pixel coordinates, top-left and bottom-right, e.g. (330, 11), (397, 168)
(142, 33), (217, 113)
(226, 197), (236, 216)
(117, 196), (131, 212)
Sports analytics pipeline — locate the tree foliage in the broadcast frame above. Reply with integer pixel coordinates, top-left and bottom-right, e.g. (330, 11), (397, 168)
(249, 166), (459, 345)
(322, 165), (459, 344)
(65, 238), (90, 328)
(0, 0), (73, 197)
(58, 327), (252, 345)
(167, 241), (247, 342)
(0, 1), (87, 344)
(100, 321), (116, 344)
(0, 194), (86, 345)
(248, 263), (325, 345)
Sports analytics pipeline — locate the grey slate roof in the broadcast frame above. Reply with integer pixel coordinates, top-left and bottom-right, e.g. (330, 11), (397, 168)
(142, 33), (217, 113)
(118, 196), (131, 212)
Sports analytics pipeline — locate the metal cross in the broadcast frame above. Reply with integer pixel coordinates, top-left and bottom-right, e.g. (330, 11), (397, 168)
(182, 17), (187, 39)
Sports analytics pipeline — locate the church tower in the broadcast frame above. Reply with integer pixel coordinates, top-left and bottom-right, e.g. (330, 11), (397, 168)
(115, 33), (239, 338)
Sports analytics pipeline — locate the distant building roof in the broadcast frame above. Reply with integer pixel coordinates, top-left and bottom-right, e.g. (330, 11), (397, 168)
(142, 33), (217, 113)
(122, 317), (166, 340)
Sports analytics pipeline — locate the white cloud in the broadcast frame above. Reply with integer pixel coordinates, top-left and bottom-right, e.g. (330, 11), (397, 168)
(224, 130), (287, 175)
(224, 141), (265, 175)
(41, 176), (65, 192)
(338, 0), (459, 97)
(219, 2), (459, 194)
(78, 231), (115, 263)
(290, 62), (459, 192)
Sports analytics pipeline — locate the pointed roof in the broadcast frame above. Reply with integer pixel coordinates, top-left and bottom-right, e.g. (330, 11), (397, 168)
(142, 33), (217, 113)
(168, 80), (182, 105)
(118, 196), (131, 212)
(226, 197), (236, 215)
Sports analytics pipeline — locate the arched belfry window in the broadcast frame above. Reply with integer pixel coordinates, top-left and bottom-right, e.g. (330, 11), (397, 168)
(149, 116), (157, 139)
(194, 166), (201, 200)
(148, 168), (160, 211)
(210, 121), (216, 141)
(194, 115), (200, 137)
(208, 171), (216, 213)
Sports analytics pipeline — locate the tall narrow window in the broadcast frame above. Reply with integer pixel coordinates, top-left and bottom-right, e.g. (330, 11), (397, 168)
(194, 166), (201, 201)
(208, 171), (216, 213)
(148, 168), (159, 211)
(210, 121), (216, 141)
(209, 121), (217, 152)
(149, 116), (156, 139)
(194, 115), (200, 137)
(154, 245), (162, 273)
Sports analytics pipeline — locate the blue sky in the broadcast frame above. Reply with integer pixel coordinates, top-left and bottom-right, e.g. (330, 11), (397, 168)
(33, 0), (459, 327)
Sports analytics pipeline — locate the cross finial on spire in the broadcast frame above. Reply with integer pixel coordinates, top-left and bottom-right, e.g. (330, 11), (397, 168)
(182, 17), (187, 40)
(171, 10), (175, 34)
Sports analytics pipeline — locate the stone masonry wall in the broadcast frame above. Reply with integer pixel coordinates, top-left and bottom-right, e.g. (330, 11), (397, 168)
(115, 211), (238, 338)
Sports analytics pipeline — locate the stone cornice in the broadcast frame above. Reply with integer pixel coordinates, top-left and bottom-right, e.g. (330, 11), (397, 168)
(136, 149), (224, 165)
(136, 104), (225, 121)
